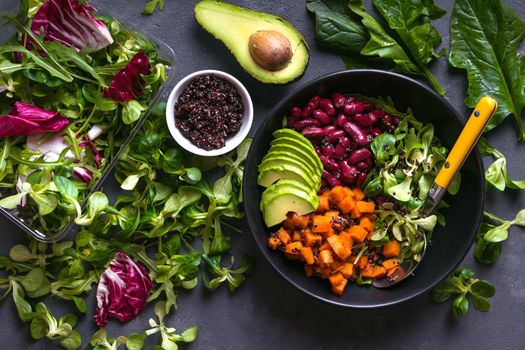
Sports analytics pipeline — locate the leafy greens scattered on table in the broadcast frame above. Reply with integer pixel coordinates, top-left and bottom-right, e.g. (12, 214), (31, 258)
(431, 268), (496, 316)
(306, 0), (447, 95)
(449, 0), (525, 140)
(0, 106), (254, 349)
(478, 138), (525, 191)
(475, 210), (525, 264)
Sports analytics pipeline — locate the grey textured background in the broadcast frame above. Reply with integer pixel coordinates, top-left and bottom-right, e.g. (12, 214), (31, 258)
(0, 0), (524, 349)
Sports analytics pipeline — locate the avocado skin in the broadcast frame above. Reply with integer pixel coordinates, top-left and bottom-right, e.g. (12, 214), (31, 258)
(194, 0), (309, 84)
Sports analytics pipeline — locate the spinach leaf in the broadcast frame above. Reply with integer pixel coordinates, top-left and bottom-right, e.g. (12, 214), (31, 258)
(143, 0), (165, 15)
(449, 0), (525, 139)
(372, 0), (446, 94)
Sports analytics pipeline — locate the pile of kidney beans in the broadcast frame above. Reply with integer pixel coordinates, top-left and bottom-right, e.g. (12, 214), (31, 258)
(288, 93), (399, 188)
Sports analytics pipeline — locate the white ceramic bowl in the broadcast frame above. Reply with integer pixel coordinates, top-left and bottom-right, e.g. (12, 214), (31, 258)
(166, 69), (253, 156)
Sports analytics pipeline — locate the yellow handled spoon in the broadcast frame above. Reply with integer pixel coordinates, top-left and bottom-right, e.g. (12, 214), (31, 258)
(373, 96), (498, 288)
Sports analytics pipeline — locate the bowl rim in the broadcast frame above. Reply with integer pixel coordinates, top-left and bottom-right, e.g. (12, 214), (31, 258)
(243, 69), (485, 309)
(165, 69), (254, 157)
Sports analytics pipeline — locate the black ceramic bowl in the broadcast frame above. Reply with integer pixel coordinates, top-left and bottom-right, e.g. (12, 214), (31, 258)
(243, 70), (485, 308)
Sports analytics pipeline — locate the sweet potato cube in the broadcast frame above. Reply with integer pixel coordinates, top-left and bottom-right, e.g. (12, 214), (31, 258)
(340, 263), (354, 279)
(319, 249), (334, 268)
(312, 215), (332, 233)
(276, 228), (291, 245)
(304, 230), (322, 247)
(359, 217), (375, 232)
(317, 195), (330, 212)
(383, 240), (401, 258)
(301, 246), (315, 265)
(348, 225), (368, 243)
(338, 197), (356, 214)
(284, 241), (303, 255)
(356, 201), (375, 214)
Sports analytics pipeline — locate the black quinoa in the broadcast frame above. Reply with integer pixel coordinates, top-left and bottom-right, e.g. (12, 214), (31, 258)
(174, 74), (244, 150)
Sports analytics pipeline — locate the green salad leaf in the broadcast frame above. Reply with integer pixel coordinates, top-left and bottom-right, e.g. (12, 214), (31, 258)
(306, 0), (446, 94)
(449, 0), (525, 139)
(478, 138), (525, 191)
(432, 268), (495, 316)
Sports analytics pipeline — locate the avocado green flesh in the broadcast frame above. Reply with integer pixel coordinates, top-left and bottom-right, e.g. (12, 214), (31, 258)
(261, 179), (317, 209)
(260, 153), (321, 184)
(257, 163), (316, 189)
(261, 189), (318, 227)
(272, 129), (315, 149)
(194, 0), (309, 84)
(269, 139), (322, 175)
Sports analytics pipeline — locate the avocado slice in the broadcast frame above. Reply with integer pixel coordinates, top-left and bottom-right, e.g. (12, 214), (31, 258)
(260, 183), (318, 227)
(272, 128), (316, 151)
(260, 153), (321, 185)
(264, 148), (322, 180)
(258, 161), (317, 189)
(261, 179), (317, 208)
(194, 0), (309, 84)
(269, 140), (322, 177)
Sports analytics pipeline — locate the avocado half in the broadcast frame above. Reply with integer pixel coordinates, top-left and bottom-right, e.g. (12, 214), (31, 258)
(194, 0), (309, 84)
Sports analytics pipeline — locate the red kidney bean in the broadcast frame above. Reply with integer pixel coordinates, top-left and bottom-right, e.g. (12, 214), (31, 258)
(371, 128), (382, 137)
(356, 171), (367, 187)
(336, 113), (350, 127)
(313, 109), (331, 125)
(365, 158), (374, 167)
(322, 145), (337, 158)
(356, 161), (368, 171)
(308, 95), (321, 108)
(302, 127), (325, 138)
(347, 147), (372, 165)
(302, 103), (314, 118)
(294, 118), (321, 130)
(319, 98), (336, 116)
(323, 170), (342, 187)
(334, 137), (350, 158)
(327, 129), (345, 143)
(331, 92), (346, 110)
(323, 125), (337, 135)
(354, 113), (374, 127)
(383, 114), (399, 126)
(291, 107), (302, 118)
(343, 121), (368, 145)
(340, 160), (358, 183)
(344, 100), (368, 115)
(319, 154), (339, 172)
(368, 109), (384, 124)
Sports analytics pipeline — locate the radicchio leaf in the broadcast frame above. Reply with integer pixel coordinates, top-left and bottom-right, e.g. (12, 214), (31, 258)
(103, 52), (152, 102)
(0, 102), (69, 137)
(27, 0), (113, 52)
(72, 166), (93, 183)
(94, 252), (152, 328)
(79, 138), (102, 167)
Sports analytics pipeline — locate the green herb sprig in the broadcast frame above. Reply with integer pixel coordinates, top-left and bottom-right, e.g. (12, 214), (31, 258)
(432, 268), (496, 316)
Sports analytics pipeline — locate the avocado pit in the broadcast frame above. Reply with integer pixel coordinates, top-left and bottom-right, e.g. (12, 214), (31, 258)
(248, 30), (292, 71)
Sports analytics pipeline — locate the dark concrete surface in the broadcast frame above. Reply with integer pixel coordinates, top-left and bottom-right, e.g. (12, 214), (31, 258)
(0, 0), (524, 349)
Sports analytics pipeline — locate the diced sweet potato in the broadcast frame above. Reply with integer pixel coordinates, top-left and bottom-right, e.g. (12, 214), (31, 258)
(338, 196), (356, 214)
(348, 225), (368, 243)
(359, 217), (375, 232)
(329, 186), (346, 203)
(340, 263), (354, 279)
(383, 240), (401, 258)
(356, 201), (375, 214)
(352, 187), (366, 201)
(317, 195), (330, 212)
(276, 228), (291, 245)
(319, 249), (334, 268)
(285, 241), (303, 255)
(301, 246), (315, 265)
(304, 230), (322, 247)
(312, 215), (332, 233)
(267, 236), (280, 250)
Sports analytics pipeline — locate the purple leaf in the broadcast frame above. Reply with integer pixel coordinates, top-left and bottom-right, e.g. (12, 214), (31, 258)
(27, 0), (113, 52)
(0, 102), (69, 137)
(103, 52), (151, 102)
(94, 252), (152, 328)
(72, 166), (93, 183)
